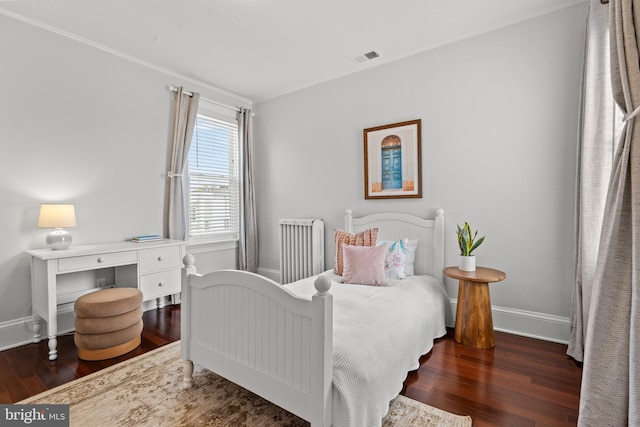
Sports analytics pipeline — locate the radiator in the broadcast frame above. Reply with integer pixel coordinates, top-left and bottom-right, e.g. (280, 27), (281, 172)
(279, 219), (325, 284)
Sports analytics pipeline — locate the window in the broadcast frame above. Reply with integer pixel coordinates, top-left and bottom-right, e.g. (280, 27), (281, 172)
(187, 111), (239, 241)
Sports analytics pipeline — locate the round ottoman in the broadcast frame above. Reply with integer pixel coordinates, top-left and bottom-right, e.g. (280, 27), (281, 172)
(74, 287), (143, 361)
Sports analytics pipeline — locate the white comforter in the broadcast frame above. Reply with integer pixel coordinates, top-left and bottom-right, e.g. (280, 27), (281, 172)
(285, 271), (451, 427)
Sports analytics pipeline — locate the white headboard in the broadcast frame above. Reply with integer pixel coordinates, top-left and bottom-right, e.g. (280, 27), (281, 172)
(345, 209), (445, 283)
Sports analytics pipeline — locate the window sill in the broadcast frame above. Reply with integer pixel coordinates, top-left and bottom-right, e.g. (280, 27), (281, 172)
(186, 238), (238, 254)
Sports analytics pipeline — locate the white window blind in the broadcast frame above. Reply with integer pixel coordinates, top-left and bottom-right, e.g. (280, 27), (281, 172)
(187, 114), (239, 239)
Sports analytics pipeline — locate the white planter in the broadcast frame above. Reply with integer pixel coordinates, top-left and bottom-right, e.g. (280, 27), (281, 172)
(459, 255), (476, 272)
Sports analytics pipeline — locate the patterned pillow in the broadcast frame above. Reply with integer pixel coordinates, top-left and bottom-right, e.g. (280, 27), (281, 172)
(377, 238), (419, 276)
(383, 240), (407, 279)
(341, 243), (387, 286)
(333, 227), (379, 275)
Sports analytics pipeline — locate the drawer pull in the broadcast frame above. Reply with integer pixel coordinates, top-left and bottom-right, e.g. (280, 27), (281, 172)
(97, 257), (104, 263)
(158, 282), (164, 287)
(157, 256), (164, 261)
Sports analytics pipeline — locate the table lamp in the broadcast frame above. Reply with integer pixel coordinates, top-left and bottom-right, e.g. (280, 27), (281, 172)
(38, 204), (76, 250)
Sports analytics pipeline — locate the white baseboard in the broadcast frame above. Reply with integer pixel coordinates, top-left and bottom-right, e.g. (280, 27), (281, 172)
(449, 299), (570, 344)
(0, 306), (76, 352)
(258, 269), (570, 344)
(0, 317), (36, 351)
(2, 290), (568, 352)
(0, 298), (177, 352)
(257, 269), (570, 344)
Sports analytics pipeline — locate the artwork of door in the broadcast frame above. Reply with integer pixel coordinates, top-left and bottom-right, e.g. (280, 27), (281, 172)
(381, 135), (402, 190)
(363, 119), (421, 199)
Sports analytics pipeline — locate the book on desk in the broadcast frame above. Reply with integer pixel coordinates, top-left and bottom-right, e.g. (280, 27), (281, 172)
(130, 234), (162, 243)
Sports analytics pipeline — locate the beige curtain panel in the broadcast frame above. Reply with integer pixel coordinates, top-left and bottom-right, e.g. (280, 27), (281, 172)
(569, 0), (619, 363)
(578, 0), (640, 425)
(166, 87), (199, 240)
(237, 108), (258, 273)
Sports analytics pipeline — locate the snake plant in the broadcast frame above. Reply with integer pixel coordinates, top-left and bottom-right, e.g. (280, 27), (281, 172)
(456, 222), (485, 256)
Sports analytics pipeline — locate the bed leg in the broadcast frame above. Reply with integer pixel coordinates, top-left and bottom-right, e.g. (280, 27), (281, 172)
(183, 360), (194, 389)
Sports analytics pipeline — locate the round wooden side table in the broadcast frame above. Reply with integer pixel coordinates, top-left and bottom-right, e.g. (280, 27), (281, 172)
(443, 266), (506, 349)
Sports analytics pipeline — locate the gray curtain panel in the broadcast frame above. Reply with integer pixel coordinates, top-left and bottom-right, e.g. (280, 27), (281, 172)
(579, 0), (640, 425)
(237, 108), (258, 272)
(569, 0), (619, 363)
(167, 87), (199, 240)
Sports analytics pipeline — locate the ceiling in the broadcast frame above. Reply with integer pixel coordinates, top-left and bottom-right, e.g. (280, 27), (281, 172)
(0, 0), (585, 102)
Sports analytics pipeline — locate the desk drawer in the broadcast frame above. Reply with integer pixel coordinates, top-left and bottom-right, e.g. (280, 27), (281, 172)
(139, 246), (181, 274)
(58, 251), (137, 272)
(140, 269), (181, 300)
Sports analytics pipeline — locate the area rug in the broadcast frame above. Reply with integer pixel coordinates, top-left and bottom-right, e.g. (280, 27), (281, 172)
(20, 341), (472, 427)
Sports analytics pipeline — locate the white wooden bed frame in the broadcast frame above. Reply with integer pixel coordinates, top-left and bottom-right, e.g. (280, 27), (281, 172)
(181, 208), (444, 426)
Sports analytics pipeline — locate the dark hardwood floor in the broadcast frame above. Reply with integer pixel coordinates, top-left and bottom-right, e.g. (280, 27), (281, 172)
(0, 304), (582, 426)
(402, 330), (582, 426)
(0, 305), (181, 404)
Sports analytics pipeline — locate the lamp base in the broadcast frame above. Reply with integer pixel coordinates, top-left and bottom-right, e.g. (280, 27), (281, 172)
(46, 228), (73, 250)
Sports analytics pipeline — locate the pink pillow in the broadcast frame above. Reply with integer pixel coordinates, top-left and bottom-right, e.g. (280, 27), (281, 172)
(333, 228), (379, 275)
(341, 243), (387, 286)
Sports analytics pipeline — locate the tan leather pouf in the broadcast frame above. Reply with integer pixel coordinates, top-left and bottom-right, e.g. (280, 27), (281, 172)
(74, 287), (143, 361)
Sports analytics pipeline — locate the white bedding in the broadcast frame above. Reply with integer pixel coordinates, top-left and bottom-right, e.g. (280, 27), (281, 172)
(285, 271), (451, 427)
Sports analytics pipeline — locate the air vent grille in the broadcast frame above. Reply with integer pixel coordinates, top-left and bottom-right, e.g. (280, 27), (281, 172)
(350, 50), (382, 64)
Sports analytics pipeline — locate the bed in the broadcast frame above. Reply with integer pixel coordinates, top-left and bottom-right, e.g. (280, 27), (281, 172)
(180, 208), (452, 427)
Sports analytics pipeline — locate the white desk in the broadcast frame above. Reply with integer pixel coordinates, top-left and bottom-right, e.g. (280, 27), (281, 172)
(27, 239), (185, 360)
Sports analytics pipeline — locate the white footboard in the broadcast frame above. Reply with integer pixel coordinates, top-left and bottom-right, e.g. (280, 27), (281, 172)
(181, 255), (333, 427)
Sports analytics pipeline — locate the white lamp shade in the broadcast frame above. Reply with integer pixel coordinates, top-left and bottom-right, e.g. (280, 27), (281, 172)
(38, 204), (76, 228)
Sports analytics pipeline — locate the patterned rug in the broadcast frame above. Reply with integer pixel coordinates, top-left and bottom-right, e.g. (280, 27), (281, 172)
(20, 342), (471, 427)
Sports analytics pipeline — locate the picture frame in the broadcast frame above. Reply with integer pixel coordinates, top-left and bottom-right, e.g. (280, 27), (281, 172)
(363, 119), (422, 199)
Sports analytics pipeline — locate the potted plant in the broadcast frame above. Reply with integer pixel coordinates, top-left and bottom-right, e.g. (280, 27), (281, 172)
(456, 222), (485, 271)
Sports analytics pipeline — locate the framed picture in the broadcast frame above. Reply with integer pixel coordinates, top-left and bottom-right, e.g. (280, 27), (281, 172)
(363, 119), (422, 199)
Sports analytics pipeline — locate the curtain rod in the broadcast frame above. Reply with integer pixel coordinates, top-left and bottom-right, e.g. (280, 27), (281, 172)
(167, 85), (250, 114)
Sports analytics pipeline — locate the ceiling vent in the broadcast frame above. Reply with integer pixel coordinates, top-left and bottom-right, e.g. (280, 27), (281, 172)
(350, 50), (382, 65)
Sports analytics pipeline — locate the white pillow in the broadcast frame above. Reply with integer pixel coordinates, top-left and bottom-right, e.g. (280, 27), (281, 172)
(403, 239), (419, 275)
(378, 238), (419, 276)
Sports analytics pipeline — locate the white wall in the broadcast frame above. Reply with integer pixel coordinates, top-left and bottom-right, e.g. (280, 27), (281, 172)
(0, 4), (588, 350)
(0, 15), (246, 349)
(254, 4), (587, 342)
